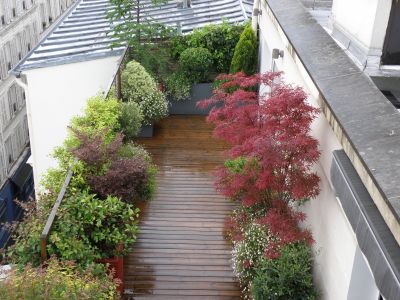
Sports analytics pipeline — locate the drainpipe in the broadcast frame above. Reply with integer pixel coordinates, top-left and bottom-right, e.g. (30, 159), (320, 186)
(252, 0), (261, 32)
(14, 75), (38, 197)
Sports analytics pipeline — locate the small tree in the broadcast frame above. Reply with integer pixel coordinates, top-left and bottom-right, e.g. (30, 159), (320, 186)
(198, 72), (320, 207)
(108, 0), (175, 76)
(230, 26), (258, 75)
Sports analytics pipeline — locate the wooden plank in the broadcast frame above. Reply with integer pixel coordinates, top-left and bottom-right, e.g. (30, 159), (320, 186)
(124, 116), (239, 299)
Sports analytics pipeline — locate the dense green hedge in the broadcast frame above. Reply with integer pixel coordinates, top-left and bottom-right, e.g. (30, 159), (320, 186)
(169, 22), (245, 73)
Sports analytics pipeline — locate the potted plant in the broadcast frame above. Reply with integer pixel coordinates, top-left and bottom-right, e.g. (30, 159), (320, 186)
(121, 60), (168, 137)
(165, 47), (215, 115)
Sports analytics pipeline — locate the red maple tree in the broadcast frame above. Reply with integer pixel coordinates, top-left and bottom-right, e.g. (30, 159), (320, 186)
(198, 72), (320, 207)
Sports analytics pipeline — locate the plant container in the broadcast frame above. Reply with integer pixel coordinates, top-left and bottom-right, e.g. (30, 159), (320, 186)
(137, 123), (154, 137)
(168, 82), (213, 115)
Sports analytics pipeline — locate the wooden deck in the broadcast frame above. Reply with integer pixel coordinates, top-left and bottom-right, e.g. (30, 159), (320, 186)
(124, 116), (241, 300)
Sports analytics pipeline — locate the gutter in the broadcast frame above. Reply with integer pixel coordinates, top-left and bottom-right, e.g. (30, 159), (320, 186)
(252, 0), (261, 31)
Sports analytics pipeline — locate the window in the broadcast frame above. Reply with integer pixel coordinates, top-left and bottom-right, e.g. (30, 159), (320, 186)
(7, 62), (11, 71)
(1, 16), (5, 25)
(27, 43), (31, 51)
(12, 8), (16, 18)
(22, 1), (26, 10)
(18, 52), (22, 60)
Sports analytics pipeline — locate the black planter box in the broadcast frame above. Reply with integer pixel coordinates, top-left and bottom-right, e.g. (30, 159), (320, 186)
(168, 83), (213, 115)
(137, 124), (154, 137)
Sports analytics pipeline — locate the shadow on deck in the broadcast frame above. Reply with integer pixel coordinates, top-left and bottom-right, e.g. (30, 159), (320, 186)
(124, 116), (241, 300)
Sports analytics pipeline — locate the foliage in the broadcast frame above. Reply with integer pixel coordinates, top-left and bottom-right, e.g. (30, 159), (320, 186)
(232, 222), (277, 285)
(6, 197), (54, 267)
(0, 258), (119, 300)
(169, 34), (190, 60)
(170, 22), (245, 73)
(199, 72), (320, 207)
(121, 60), (168, 124)
(230, 25), (258, 75)
(119, 101), (144, 139)
(118, 143), (152, 163)
(51, 191), (139, 259)
(134, 45), (174, 82)
(70, 95), (121, 144)
(257, 200), (313, 259)
(117, 143), (157, 199)
(165, 71), (192, 101)
(121, 60), (159, 102)
(138, 89), (168, 125)
(87, 157), (149, 204)
(107, 0), (172, 50)
(7, 191), (139, 267)
(71, 129), (123, 174)
(201, 71), (319, 297)
(251, 243), (317, 300)
(179, 47), (213, 83)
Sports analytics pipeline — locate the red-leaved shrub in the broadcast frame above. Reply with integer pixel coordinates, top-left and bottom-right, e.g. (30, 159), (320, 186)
(198, 72), (320, 207)
(87, 157), (148, 202)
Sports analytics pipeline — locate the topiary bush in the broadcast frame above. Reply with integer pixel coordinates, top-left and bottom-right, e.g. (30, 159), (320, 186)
(179, 47), (213, 83)
(165, 71), (191, 101)
(119, 101), (143, 139)
(121, 60), (168, 124)
(251, 243), (317, 300)
(230, 25), (258, 75)
(0, 258), (119, 300)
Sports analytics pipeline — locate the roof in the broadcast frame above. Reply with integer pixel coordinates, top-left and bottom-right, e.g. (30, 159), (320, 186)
(12, 0), (252, 74)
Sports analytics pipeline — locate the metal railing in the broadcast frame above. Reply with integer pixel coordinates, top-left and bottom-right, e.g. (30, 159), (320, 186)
(40, 159), (76, 263)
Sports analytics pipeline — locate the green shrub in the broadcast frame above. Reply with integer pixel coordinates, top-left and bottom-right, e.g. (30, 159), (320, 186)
(165, 71), (192, 101)
(251, 243), (317, 300)
(121, 60), (158, 102)
(179, 47), (213, 83)
(119, 101), (144, 139)
(121, 60), (168, 124)
(7, 190), (139, 268)
(138, 91), (168, 125)
(230, 25), (258, 75)
(169, 34), (190, 59)
(70, 95), (121, 144)
(118, 143), (152, 162)
(175, 22), (244, 72)
(0, 258), (119, 300)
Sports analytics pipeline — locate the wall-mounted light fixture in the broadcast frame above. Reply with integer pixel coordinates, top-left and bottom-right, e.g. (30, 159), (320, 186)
(272, 48), (284, 59)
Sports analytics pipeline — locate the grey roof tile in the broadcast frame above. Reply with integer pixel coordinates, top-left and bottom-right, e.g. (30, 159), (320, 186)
(12, 0), (252, 74)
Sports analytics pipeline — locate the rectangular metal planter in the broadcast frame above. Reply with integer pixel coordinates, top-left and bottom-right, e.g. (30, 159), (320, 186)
(168, 83), (214, 115)
(137, 124), (154, 137)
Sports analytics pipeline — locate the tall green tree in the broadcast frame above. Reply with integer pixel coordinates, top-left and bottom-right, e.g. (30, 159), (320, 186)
(230, 25), (258, 75)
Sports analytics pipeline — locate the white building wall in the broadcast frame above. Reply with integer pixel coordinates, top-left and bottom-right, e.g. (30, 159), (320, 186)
(23, 56), (121, 189)
(331, 0), (392, 64)
(0, 0), (76, 188)
(258, 2), (379, 299)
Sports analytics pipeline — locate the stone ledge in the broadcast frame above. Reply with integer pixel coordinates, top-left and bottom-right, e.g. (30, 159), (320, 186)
(265, 0), (400, 244)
